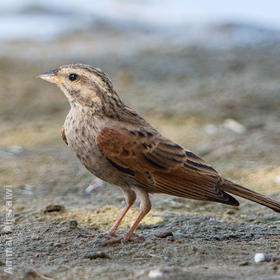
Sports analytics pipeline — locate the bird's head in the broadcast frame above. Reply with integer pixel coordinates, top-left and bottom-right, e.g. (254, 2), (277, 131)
(38, 64), (121, 109)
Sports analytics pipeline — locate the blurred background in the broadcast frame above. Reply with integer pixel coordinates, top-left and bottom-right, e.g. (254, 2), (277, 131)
(1, 0), (279, 197)
(0, 1), (280, 278)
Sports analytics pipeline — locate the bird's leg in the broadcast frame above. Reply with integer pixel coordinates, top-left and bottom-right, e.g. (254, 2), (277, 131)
(123, 188), (151, 241)
(104, 187), (136, 237)
(79, 187), (136, 239)
(103, 188), (151, 245)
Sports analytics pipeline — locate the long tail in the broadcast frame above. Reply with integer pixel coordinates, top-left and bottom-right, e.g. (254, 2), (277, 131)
(220, 179), (280, 213)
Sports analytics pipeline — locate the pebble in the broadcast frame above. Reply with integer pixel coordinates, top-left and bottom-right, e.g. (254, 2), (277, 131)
(275, 175), (280, 184)
(43, 204), (65, 214)
(84, 251), (110, 259)
(148, 268), (169, 278)
(68, 219), (78, 229)
(154, 231), (173, 238)
(239, 261), (249, 266)
(254, 253), (271, 263)
(223, 119), (246, 134)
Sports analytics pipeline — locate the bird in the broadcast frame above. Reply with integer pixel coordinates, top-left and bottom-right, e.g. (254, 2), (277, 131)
(38, 64), (280, 243)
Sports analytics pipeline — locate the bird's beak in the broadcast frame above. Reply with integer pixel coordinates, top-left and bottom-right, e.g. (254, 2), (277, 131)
(37, 69), (62, 84)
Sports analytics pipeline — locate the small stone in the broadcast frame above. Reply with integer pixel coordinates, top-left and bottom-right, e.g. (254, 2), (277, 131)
(223, 119), (246, 134)
(254, 253), (272, 263)
(68, 219), (78, 229)
(226, 210), (235, 215)
(155, 231), (173, 238)
(84, 251), (110, 259)
(148, 268), (169, 278)
(44, 205), (65, 214)
(275, 175), (280, 184)
(239, 261), (249, 266)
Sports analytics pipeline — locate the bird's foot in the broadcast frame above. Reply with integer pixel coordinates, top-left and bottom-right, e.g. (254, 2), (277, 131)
(100, 230), (119, 238)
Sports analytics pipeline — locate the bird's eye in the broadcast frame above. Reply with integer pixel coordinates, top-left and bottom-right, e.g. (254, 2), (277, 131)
(69, 73), (78, 81)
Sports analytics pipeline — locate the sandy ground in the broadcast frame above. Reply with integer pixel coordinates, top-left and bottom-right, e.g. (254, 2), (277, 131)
(0, 28), (280, 279)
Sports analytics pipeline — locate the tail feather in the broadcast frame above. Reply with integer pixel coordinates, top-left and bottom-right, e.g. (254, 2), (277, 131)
(220, 179), (280, 213)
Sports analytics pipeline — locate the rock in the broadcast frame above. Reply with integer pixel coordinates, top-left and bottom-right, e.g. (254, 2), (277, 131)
(254, 253), (271, 263)
(155, 231), (173, 238)
(84, 251), (110, 259)
(275, 175), (280, 184)
(223, 119), (246, 134)
(68, 219), (78, 229)
(59, 219), (78, 231)
(148, 268), (169, 278)
(43, 205), (65, 214)
(239, 261), (249, 266)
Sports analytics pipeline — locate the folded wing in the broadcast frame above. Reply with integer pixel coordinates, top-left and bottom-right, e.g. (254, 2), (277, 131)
(97, 127), (239, 206)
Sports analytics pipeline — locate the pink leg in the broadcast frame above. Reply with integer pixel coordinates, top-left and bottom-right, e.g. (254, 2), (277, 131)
(124, 187), (151, 241)
(102, 188), (151, 245)
(106, 187), (136, 236)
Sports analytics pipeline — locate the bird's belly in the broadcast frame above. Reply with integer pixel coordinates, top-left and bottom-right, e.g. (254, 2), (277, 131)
(64, 114), (126, 186)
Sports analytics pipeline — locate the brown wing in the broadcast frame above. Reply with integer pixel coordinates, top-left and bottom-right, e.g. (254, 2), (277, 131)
(97, 127), (239, 205)
(61, 125), (68, 145)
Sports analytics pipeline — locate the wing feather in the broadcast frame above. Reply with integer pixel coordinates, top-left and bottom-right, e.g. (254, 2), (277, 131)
(97, 127), (238, 205)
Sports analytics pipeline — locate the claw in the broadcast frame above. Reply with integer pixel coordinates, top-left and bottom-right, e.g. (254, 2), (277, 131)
(100, 231), (119, 238)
